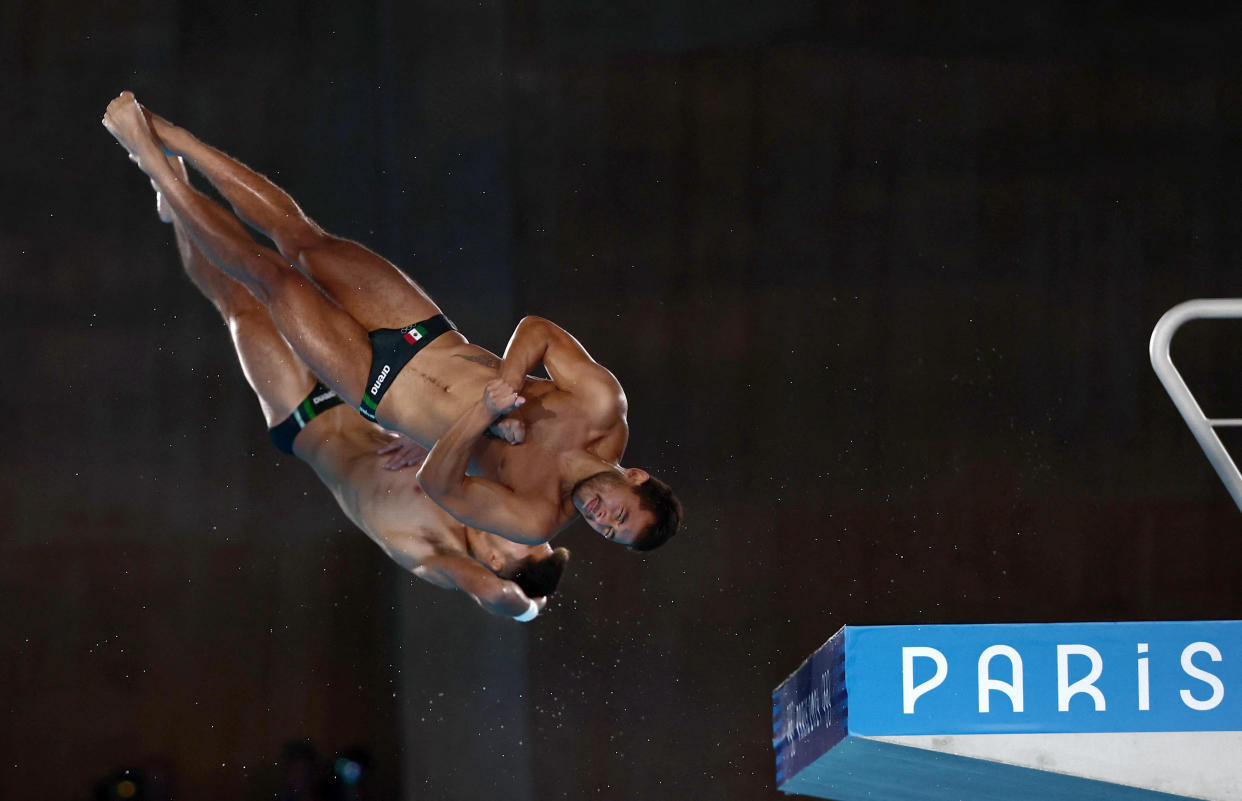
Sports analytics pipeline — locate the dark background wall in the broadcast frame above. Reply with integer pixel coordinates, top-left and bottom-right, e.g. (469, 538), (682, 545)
(4, 2), (1242, 799)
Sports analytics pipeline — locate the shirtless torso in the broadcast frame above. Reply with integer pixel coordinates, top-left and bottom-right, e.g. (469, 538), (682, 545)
(138, 153), (568, 620)
(295, 406), (566, 617)
(348, 327), (636, 545)
(103, 90), (680, 551)
(447, 373), (632, 540)
(368, 337), (499, 448)
(297, 407), (462, 570)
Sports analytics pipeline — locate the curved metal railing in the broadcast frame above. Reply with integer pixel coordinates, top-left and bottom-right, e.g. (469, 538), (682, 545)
(1150, 299), (1242, 514)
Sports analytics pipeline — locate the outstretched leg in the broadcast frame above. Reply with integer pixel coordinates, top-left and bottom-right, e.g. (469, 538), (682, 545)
(143, 109), (445, 331)
(103, 92), (370, 407)
(154, 156), (314, 425)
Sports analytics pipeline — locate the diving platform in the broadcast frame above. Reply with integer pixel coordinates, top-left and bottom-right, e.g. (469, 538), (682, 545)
(773, 621), (1242, 800)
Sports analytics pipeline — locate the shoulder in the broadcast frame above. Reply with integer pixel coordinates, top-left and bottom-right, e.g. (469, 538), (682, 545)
(574, 365), (627, 423)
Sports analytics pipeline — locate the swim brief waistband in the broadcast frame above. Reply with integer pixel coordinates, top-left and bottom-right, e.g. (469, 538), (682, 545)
(269, 382), (345, 454)
(359, 314), (457, 422)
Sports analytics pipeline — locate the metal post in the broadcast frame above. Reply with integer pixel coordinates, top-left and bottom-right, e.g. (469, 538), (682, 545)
(1149, 299), (1242, 514)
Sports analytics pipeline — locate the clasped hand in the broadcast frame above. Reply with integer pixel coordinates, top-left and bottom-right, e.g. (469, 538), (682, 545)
(484, 379), (526, 445)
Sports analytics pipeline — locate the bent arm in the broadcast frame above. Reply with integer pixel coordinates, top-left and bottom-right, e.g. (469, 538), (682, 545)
(413, 553), (543, 619)
(417, 399), (559, 545)
(500, 316), (623, 400)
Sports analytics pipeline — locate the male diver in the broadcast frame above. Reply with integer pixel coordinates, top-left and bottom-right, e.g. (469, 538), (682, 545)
(152, 154), (567, 621)
(103, 91), (681, 551)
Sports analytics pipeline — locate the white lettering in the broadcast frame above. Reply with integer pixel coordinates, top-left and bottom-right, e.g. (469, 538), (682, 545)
(1058, 644), (1106, 712)
(1180, 641), (1224, 711)
(791, 690), (823, 740)
(819, 668), (833, 725)
(903, 647), (948, 714)
(370, 365), (391, 395)
(1137, 643), (1150, 711)
(978, 645), (1024, 713)
(781, 716), (796, 758)
(312, 391), (336, 404)
(889, 637), (1232, 720)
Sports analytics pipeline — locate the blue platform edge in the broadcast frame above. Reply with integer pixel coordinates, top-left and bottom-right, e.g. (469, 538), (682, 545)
(776, 737), (1198, 801)
(773, 621), (1242, 798)
(773, 626), (849, 785)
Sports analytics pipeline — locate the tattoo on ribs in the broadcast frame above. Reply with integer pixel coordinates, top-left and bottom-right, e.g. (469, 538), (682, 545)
(452, 353), (502, 370)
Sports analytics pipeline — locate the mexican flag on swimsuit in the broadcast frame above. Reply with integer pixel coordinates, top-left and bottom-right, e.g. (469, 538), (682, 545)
(403, 324), (428, 345)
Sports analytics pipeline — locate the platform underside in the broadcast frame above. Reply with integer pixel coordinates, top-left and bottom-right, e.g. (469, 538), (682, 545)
(778, 734), (1215, 801)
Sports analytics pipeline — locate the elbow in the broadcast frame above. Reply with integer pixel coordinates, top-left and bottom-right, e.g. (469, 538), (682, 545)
(518, 315), (552, 331)
(481, 582), (528, 618)
(415, 463), (451, 501)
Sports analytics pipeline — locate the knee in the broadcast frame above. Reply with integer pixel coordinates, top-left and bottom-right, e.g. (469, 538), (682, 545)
(224, 302), (274, 336)
(272, 222), (336, 265)
(213, 277), (265, 317)
(228, 249), (294, 308)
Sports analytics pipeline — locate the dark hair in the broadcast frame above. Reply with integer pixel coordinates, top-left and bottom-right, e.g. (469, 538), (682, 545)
(510, 547), (570, 598)
(630, 475), (683, 552)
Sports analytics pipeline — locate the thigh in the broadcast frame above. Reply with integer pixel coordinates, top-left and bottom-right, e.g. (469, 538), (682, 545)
(227, 307), (318, 428)
(297, 237), (445, 330)
(263, 268), (374, 409)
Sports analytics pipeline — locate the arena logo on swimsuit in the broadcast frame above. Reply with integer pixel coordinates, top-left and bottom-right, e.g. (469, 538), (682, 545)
(370, 365), (391, 396)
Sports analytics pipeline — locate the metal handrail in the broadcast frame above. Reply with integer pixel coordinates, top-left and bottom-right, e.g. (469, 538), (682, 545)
(1149, 299), (1242, 513)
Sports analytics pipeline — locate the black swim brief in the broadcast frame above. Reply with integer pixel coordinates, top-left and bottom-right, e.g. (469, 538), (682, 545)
(269, 382), (345, 455)
(359, 314), (457, 422)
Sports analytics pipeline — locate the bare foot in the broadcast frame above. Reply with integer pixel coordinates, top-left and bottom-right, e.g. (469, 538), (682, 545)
(101, 91), (165, 169)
